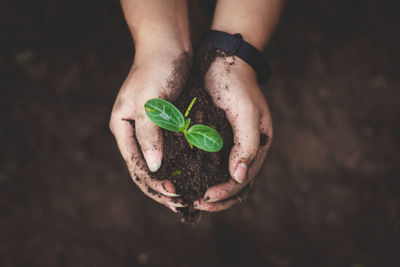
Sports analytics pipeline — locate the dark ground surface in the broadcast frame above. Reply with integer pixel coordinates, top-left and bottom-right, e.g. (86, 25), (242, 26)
(1, 0), (400, 266)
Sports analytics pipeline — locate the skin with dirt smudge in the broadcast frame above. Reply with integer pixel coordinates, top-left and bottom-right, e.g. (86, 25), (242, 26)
(109, 52), (191, 212)
(193, 52), (273, 212)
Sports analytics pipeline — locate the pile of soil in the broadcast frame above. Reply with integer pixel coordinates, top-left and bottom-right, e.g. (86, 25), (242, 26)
(151, 46), (234, 215)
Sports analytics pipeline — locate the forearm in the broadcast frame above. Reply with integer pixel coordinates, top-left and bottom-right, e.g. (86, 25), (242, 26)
(120, 0), (191, 62)
(211, 0), (286, 51)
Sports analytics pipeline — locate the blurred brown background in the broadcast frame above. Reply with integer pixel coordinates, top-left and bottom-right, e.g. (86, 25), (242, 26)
(1, 0), (399, 266)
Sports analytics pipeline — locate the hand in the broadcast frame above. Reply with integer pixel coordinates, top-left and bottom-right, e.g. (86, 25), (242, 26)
(109, 49), (191, 212)
(194, 55), (273, 212)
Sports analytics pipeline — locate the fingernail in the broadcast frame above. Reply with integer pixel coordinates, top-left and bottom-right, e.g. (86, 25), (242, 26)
(233, 162), (247, 183)
(162, 192), (180, 197)
(193, 204), (203, 210)
(167, 202), (188, 208)
(194, 204), (208, 211)
(143, 150), (161, 172)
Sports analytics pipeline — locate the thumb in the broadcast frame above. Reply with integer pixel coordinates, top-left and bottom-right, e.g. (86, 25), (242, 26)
(135, 110), (163, 172)
(228, 105), (260, 184)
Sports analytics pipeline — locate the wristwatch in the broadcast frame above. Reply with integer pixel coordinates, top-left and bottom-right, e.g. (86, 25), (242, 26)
(202, 30), (272, 84)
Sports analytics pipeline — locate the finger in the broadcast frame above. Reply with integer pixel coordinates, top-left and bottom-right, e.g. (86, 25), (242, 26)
(227, 99), (260, 183)
(201, 110), (273, 203)
(110, 117), (179, 199)
(194, 197), (239, 212)
(194, 186), (250, 212)
(201, 141), (266, 203)
(201, 136), (264, 203)
(136, 179), (186, 213)
(259, 101), (274, 148)
(140, 181), (187, 211)
(135, 109), (164, 172)
(201, 178), (249, 203)
(246, 110), (273, 180)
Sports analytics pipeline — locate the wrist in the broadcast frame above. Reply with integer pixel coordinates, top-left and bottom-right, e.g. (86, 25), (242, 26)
(210, 25), (266, 52)
(209, 54), (258, 85)
(122, 0), (192, 60)
(134, 29), (191, 53)
(134, 40), (192, 67)
(206, 55), (258, 91)
(210, 0), (285, 52)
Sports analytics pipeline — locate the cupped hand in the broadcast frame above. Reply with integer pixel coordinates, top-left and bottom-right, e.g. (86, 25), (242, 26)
(194, 54), (273, 212)
(109, 49), (191, 212)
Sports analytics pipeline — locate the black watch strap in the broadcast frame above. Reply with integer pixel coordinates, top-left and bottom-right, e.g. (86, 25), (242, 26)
(202, 30), (271, 83)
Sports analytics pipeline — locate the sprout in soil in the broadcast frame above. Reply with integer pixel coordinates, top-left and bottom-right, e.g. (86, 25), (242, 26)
(173, 170), (181, 176)
(144, 97), (223, 152)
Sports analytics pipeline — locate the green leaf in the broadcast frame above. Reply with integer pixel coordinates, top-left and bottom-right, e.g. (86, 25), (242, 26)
(184, 124), (223, 152)
(144, 98), (185, 132)
(173, 170), (181, 176)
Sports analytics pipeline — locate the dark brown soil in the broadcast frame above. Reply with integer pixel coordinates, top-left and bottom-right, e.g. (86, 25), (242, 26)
(151, 47), (234, 208)
(2, 0), (400, 266)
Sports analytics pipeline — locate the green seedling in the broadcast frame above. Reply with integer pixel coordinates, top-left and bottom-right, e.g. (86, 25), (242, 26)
(144, 97), (223, 152)
(173, 170), (181, 176)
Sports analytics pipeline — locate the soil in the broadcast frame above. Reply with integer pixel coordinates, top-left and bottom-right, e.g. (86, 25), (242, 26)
(152, 47), (233, 214)
(152, 47), (267, 219)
